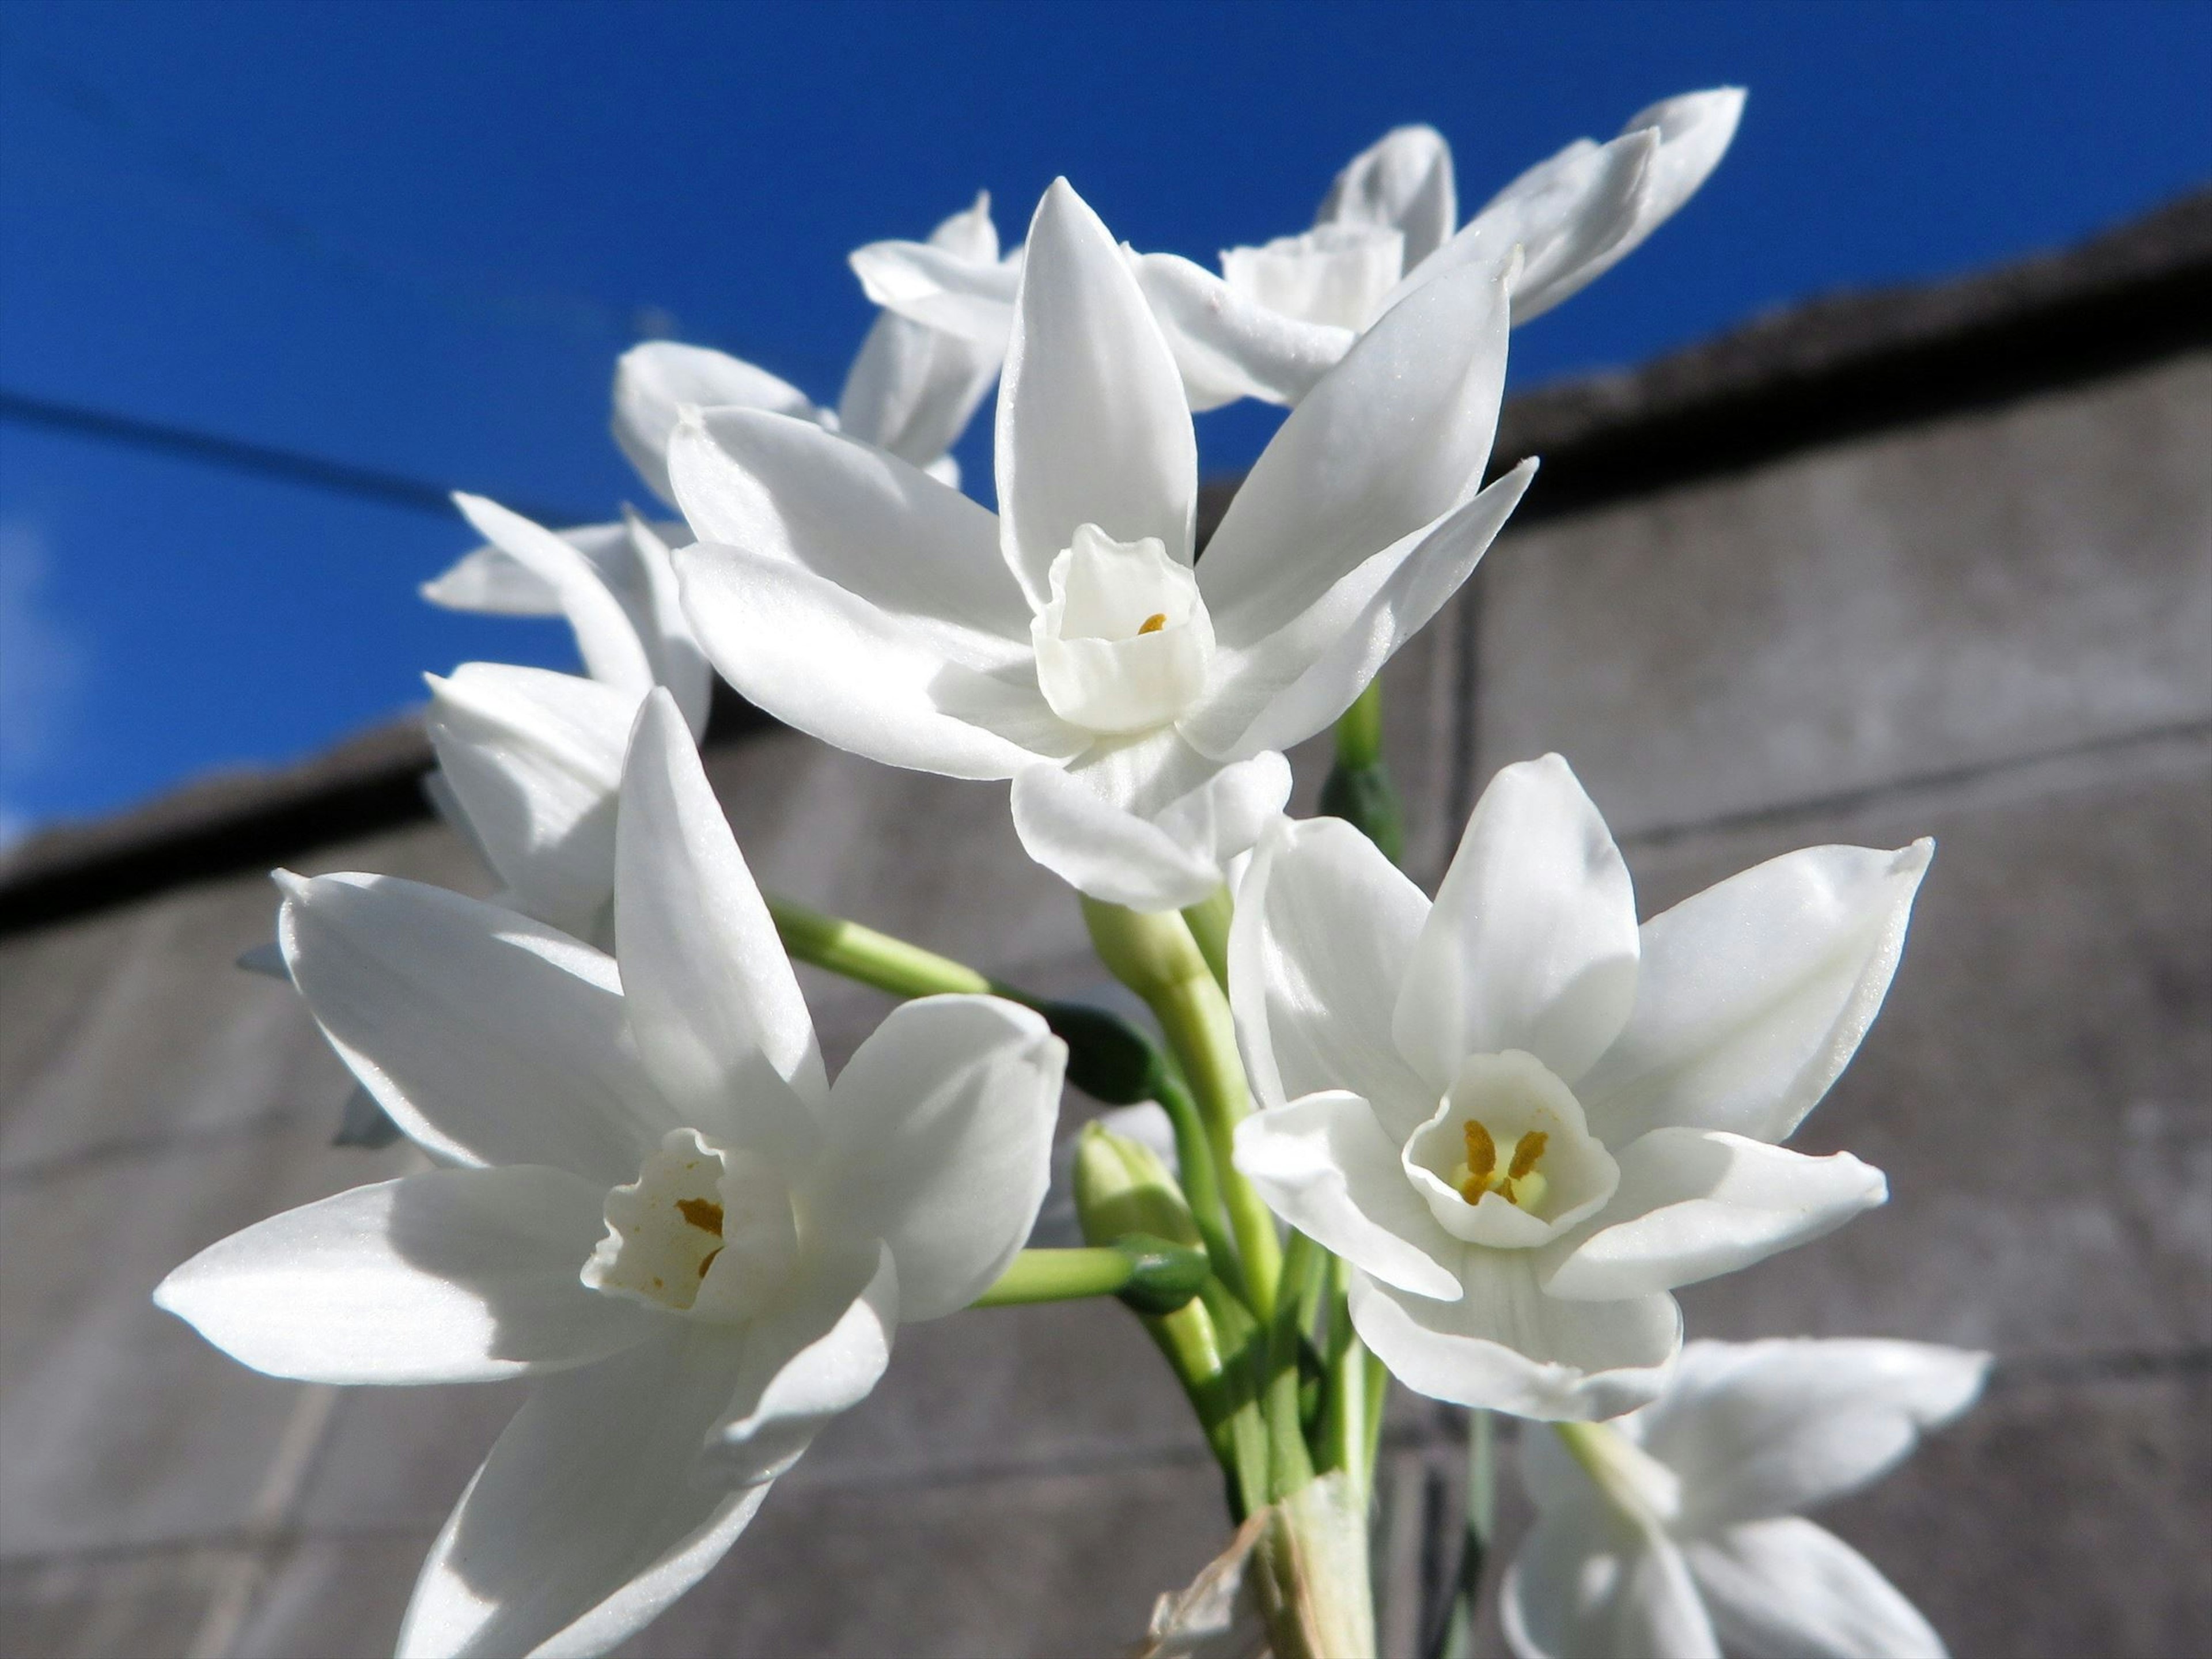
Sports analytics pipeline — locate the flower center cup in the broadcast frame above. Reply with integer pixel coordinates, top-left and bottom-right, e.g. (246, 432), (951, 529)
(1400, 1050), (1620, 1249)
(1031, 525), (1215, 735)
(582, 1127), (799, 1321)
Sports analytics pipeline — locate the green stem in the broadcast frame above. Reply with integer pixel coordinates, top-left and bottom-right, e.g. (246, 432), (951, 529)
(1149, 1062), (1247, 1304)
(1315, 1255), (1371, 1495)
(971, 1241), (1205, 1309)
(769, 895), (998, 999)
(1334, 679), (1386, 768)
(1362, 1347), (1388, 1478)
(1083, 899), (1283, 1321)
(1181, 885), (1234, 989)
(1199, 1277), (1274, 1521)
(1264, 1231), (1323, 1502)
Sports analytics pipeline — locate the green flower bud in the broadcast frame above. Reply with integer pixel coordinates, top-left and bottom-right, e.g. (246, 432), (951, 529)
(1073, 1120), (1202, 1250)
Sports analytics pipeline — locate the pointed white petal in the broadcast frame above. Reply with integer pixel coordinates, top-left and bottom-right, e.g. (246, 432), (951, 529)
(1540, 1130), (1887, 1301)
(452, 494), (657, 697)
(1196, 260), (1509, 645)
(612, 340), (821, 506)
(1229, 816), (1436, 1134)
(1414, 127), (1657, 325)
(836, 309), (1000, 468)
(676, 540), (1049, 780)
(1642, 1338), (1990, 1527)
(279, 870), (674, 1185)
(396, 1324), (763, 1659)
(1317, 124), (1457, 270)
(1010, 745), (1287, 911)
(1184, 460), (1533, 761)
(668, 407), (1032, 665)
(804, 997), (1064, 1321)
(1503, 1503), (1720, 1659)
(620, 512), (713, 737)
(425, 664), (631, 939)
(1686, 1517), (1945, 1659)
(1233, 1090), (1462, 1298)
(618, 694), (827, 1173)
(849, 236), (1022, 347)
(1394, 755), (1639, 1092)
(998, 179), (1196, 605)
(1597, 89), (1748, 287)
(1580, 842), (1934, 1146)
(155, 1166), (661, 1384)
(1131, 251), (1354, 410)
(703, 1241), (899, 1484)
(1350, 1252), (1679, 1419)
(422, 521), (625, 617)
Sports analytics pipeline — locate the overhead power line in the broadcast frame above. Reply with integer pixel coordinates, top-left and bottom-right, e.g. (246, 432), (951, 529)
(0, 387), (596, 527)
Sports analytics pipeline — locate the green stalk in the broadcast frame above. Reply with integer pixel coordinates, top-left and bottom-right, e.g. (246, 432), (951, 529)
(1181, 885), (1234, 989)
(1321, 680), (1405, 864)
(768, 895), (997, 999)
(1083, 898), (1283, 1320)
(1314, 1255), (1371, 1496)
(1199, 1277), (1274, 1522)
(971, 1240), (1206, 1309)
(1263, 1231), (1323, 1502)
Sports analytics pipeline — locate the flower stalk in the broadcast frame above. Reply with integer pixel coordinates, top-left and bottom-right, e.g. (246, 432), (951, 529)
(972, 1240), (1208, 1311)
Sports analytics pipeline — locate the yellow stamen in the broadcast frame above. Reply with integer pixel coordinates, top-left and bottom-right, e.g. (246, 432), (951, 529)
(675, 1198), (724, 1235)
(1458, 1120), (1497, 1203)
(1138, 612), (1168, 635)
(1508, 1131), (1548, 1182)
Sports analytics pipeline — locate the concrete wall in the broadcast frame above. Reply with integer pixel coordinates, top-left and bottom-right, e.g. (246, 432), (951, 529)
(2, 341), (2205, 1656)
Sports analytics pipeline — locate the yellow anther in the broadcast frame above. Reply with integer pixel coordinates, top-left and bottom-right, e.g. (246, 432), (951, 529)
(1508, 1131), (1548, 1182)
(1458, 1120), (1497, 1203)
(1138, 612), (1168, 635)
(675, 1198), (724, 1236)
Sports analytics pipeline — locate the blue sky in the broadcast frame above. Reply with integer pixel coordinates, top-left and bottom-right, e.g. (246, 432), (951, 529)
(1, 0), (2206, 838)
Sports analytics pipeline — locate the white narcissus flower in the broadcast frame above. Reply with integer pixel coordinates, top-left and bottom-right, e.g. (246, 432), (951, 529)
(673, 177), (1532, 911)
(613, 194), (1008, 501)
(160, 691), (1066, 1657)
(1230, 754), (1930, 1419)
(855, 90), (1743, 411)
(1504, 1338), (1990, 1659)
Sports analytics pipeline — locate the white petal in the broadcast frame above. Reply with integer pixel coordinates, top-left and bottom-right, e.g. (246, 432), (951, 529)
(1010, 745), (1288, 911)
(1233, 1091), (1461, 1298)
(452, 495), (656, 698)
(836, 309), (999, 469)
(1685, 1517), (1945, 1659)
(396, 1324), (763, 1659)
(849, 235), (1021, 347)
(279, 870), (673, 1185)
(620, 512), (714, 738)
(617, 692), (827, 1173)
(668, 408), (1031, 664)
(1502, 1502), (1720, 1659)
(1349, 1253), (1679, 1420)
(1641, 1337), (1990, 1526)
(1579, 842), (1934, 1146)
(1540, 1130), (1887, 1301)
(1317, 124), (1457, 270)
(1196, 259), (1509, 647)
(422, 521), (626, 617)
(676, 540), (1050, 781)
(997, 179), (1196, 605)
(1130, 251), (1354, 410)
(1595, 89), (1748, 296)
(424, 664), (632, 940)
(1445, 127), (1658, 324)
(703, 1241), (899, 1484)
(1183, 460), (1533, 762)
(612, 340), (821, 506)
(154, 1166), (661, 1385)
(1394, 755), (1639, 1092)
(804, 997), (1065, 1321)
(1229, 816), (1436, 1133)
(1219, 223), (1406, 331)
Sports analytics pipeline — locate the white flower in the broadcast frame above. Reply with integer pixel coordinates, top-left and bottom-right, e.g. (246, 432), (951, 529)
(672, 177), (1531, 911)
(1230, 754), (1929, 1419)
(1503, 1338), (1990, 1659)
(615, 193), (1007, 501)
(855, 91), (1742, 411)
(159, 691), (1066, 1657)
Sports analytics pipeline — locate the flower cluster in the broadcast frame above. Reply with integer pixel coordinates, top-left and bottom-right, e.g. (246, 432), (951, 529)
(159, 88), (1987, 1659)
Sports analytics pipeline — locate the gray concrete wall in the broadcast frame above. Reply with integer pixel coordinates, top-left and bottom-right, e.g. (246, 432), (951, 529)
(2, 347), (2206, 1658)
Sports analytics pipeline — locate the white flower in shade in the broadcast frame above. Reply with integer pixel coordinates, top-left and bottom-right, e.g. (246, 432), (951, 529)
(1504, 1338), (1991, 1659)
(855, 91), (1742, 411)
(160, 691), (1065, 1657)
(1230, 754), (1930, 1419)
(672, 177), (1532, 911)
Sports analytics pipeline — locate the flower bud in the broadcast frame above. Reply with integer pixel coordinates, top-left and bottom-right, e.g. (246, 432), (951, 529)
(1074, 1120), (1202, 1249)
